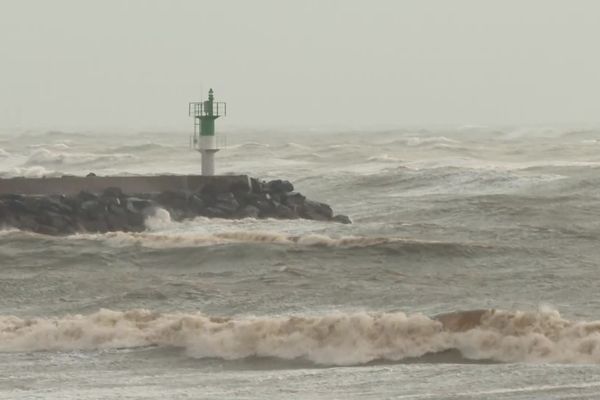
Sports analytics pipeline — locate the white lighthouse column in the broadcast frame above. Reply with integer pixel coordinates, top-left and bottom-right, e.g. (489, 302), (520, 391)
(201, 150), (218, 175)
(200, 134), (219, 176)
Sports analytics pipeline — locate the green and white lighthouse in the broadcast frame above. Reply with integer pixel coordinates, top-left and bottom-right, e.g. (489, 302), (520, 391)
(188, 89), (227, 175)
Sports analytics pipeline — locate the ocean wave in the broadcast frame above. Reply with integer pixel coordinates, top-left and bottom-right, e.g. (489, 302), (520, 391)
(227, 142), (271, 150)
(67, 227), (489, 255)
(366, 154), (402, 163)
(24, 148), (137, 166)
(2, 309), (599, 365)
(28, 143), (71, 150)
(0, 165), (59, 178)
(380, 136), (461, 148)
(0, 148), (10, 158)
(109, 143), (172, 153)
(348, 166), (566, 196)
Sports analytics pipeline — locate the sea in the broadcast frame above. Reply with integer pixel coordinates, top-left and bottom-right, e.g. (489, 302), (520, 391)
(1, 126), (600, 399)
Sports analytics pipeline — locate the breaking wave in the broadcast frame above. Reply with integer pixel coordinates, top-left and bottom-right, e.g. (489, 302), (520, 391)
(28, 143), (71, 150)
(25, 148), (137, 166)
(110, 143), (172, 153)
(366, 154), (403, 163)
(0, 165), (58, 178)
(67, 229), (490, 256)
(2, 309), (600, 365)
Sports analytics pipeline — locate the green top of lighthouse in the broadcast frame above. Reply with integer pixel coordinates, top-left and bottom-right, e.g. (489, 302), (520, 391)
(189, 89), (227, 140)
(188, 89), (227, 119)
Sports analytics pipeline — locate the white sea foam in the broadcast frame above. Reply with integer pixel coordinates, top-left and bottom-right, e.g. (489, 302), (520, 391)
(28, 143), (71, 150)
(405, 136), (459, 146)
(1, 309), (599, 365)
(1, 165), (58, 178)
(79, 230), (422, 249)
(366, 154), (402, 163)
(25, 148), (136, 166)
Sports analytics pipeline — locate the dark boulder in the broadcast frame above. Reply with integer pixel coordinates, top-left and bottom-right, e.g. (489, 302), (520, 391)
(80, 200), (107, 220)
(265, 179), (294, 194)
(35, 210), (75, 234)
(332, 214), (352, 224)
(155, 190), (189, 211)
(102, 187), (124, 199)
(250, 178), (262, 194)
(273, 204), (298, 219)
(214, 192), (239, 214)
(106, 208), (130, 231)
(125, 197), (154, 213)
(188, 194), (206, 214)
(77, 190), (97, 202)
(300, 200), (333, 221)
(5, 198), (31, 214)
(40, 195), (73, 214)
(282, 192), (306, 208)
(237, 205), (260, 218)
(0, 194), (25, 202)
(202, 206), (228, 218)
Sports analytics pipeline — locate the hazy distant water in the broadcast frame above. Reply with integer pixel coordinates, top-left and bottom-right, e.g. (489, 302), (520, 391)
(1, 126), (600, 399)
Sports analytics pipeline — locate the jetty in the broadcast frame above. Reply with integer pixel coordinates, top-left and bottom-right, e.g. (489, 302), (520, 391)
(0, 89), (350, 235)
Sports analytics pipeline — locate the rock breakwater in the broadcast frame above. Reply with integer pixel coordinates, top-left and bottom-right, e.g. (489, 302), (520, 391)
(0, 178), (350, 235)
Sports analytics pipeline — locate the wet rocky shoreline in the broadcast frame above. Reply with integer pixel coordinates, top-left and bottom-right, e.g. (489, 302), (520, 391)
(0, 178), (351, 235)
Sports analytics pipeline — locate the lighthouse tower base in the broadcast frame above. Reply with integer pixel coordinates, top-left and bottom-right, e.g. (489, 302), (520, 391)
(201, 149), (219, 176)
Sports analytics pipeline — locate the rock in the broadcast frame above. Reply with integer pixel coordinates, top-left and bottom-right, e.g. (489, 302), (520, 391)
(126, 197), (154, 213)
(101, 195), (121, 208)
(200, 184), (219, 197)
(250, 178), (262, 194)
(5, 198), (30, 214)
(300, 200), (333, 221)
(0, 200), (16, 227)
(34, 224), (61, 236)
(39, 195), (73, 214)
(0, 194), (24, 202)
(36, 210), (75, 234)
(126, 210), (145, 229)
(202, 206), (228, 218)
(15, 213), (38, 231)
(265, 179), (294, 194)
(80, 200), (107, 220)
(273, 204), (298, 219)
(267, 192), (282, 204)
(78, 190), (97, 202)
(214, 192), (239, 214)
(253, 198), (275, 217)
(230, 181), (251, 195)
(282, 192), (306, 208)
(188, 194), (205, 213)
(102, 187), (124, 199)
(106, 209), (130, 231)
(237, 205), (260, 218)
(155, 190), (189, 211)
(0, 176), (349, 234)
(332, 214), (352, 224)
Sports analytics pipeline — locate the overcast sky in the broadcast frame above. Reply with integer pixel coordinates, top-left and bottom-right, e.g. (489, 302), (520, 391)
(1, 0), (599, 131)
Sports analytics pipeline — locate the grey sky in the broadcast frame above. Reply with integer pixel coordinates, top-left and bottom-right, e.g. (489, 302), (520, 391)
(1, 0), (599, 131)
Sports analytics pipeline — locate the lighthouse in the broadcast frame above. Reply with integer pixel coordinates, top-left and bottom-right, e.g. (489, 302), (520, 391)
(188, 89), (227, 175)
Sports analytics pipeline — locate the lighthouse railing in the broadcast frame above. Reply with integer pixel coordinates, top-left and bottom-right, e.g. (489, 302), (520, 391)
(188, 102), (227, 117)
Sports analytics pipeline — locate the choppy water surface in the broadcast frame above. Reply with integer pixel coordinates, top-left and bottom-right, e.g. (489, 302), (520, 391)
(1, 126), (600, 399)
